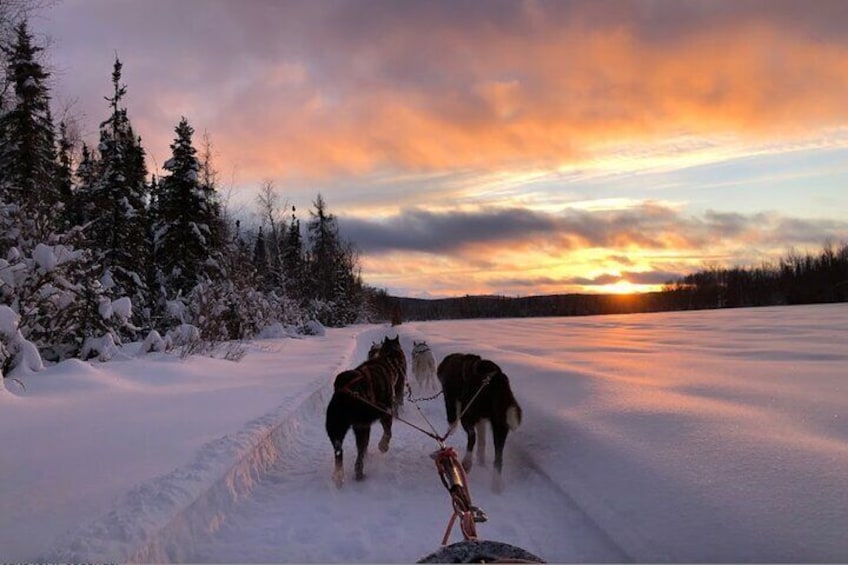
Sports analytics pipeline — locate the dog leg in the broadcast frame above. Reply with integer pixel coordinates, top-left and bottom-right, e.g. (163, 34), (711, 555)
(475, 420), (487, 466)
(463, 424), (477, 472)
(353, 425), (370, 481)
(491, 469), (504, 494)
(378, 414), (392, 452)
(491, 421), (508, 477)
(332, 440), (345, 488)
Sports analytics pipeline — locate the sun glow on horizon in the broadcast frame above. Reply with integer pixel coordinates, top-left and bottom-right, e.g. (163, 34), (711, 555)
(589, 280), (664, 295)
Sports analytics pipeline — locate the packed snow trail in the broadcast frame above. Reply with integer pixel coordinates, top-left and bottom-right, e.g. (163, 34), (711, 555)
(187, 332), (627, 563)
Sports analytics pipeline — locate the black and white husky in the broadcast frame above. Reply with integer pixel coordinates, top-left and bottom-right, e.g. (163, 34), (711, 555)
(411, 340), (438, 392)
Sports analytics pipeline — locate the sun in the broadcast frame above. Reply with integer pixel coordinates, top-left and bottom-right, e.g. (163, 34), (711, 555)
(598, 280), (657, 295)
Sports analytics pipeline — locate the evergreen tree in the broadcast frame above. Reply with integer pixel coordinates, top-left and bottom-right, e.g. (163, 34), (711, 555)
(67, 143), (96, 229)
(307, 193), (337, 304)
(84, 57), (151, 330)
(282, 204), (306, 302)
(0, 231), (124, 363)
(0, 20), (59, 245)
(56, 120), (74, 228)
(253, 225), (271, 289)
(153, 117), (223, 304)
(305, 194), (363, 326)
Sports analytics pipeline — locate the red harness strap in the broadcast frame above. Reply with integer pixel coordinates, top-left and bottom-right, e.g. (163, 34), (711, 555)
(338, 369), (378, 406)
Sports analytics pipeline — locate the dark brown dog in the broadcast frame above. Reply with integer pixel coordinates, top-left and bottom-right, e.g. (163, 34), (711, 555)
(437, 353), (522, 485)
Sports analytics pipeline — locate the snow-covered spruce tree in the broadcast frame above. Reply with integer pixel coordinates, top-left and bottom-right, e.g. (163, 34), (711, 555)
(55, 120), (74, 227)
(65, 142), (97, 230)
(282, 204), (307, 304)
(252, 225), (273, 291)
(305, 194), (364, 326)
(153, 117), (225, 332)
(0, 18), (129, 365)
(0, 230), (128, 363)
(0, 304), (42, 378)
(81, 58), (151, 332)
(0, 20), (60, 247)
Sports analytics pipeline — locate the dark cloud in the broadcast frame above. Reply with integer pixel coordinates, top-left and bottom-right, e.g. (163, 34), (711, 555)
(488, 268), (685, 291)
(341, 204), (848, 256)
(339, 207), (555, 253)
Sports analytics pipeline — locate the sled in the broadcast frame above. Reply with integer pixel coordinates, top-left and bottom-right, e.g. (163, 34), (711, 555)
(418, 539), (545, 563)
(416, 444), (545, 563)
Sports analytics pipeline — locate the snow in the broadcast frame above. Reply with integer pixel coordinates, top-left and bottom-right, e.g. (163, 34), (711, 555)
(166, 323), (200, 346)
(32, 243), (57, 272)
(139, 329), (167, 354)
(80, 333), (119, 362)
(0, 304), (20, 337)
(0, 305), (44, 376)
(111, 296), (133, 322)
(98, 297), (113, 319)
(1, 303), (847, 562)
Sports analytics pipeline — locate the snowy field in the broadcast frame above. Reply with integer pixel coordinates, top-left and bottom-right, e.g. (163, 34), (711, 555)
(1, 303), (847, 562)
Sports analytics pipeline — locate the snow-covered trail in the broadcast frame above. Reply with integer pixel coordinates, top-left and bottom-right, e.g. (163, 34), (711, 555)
(188, 333), (626, 563)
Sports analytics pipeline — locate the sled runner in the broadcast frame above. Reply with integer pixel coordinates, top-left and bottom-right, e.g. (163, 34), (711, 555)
(417, 442), (544, 562)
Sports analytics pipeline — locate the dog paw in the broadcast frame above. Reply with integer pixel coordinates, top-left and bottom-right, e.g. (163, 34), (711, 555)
(333, 469), (344, 488)
(462, 453), (473, 472)
(491, 471), (503, 493)
(378, 437), (390, 452)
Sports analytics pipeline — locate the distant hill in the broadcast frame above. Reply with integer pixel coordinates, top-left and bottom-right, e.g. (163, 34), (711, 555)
(391, 291), (674, 321)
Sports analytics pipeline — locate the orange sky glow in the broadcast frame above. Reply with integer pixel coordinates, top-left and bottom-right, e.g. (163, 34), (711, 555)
(38, 0), (848, 297)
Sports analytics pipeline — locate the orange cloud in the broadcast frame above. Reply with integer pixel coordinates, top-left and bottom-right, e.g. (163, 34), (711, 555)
(194, 15), (848, 186)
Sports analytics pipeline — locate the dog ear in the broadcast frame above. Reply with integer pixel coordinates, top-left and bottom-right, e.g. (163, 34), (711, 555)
(477, 359), (500, 378)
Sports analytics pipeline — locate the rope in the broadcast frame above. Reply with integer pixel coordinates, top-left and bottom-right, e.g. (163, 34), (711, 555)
(441, 375), (492, 443)
(340, 374), (492, 445)
(342, 386), (444, 442)
(336, 367), (494, 548)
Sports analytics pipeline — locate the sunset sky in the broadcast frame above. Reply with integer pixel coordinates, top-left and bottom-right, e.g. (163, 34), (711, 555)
(33, 0), (848, 298)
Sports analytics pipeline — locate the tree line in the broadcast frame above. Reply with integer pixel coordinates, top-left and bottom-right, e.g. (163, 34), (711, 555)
(0, 19), (367, 376)
(662, 242), (848, 310)
(386, 242), (848, 321)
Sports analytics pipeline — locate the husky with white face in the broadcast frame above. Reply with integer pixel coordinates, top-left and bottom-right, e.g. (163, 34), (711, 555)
(411, 340), (438, 393)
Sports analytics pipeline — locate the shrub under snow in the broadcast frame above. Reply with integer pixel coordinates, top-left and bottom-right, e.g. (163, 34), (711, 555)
(0, 305), (44, 377)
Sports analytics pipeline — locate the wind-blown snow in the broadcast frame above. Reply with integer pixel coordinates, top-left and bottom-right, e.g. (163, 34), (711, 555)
(1, 304), (846, 562)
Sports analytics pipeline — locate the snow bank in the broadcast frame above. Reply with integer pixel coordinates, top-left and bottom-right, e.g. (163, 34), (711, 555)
(45, 379), (334, 562)
(0, 324), (365, 562)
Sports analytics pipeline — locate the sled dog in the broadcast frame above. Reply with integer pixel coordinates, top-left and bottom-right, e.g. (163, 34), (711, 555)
(326, 336), (407, 486)
(411, 340), (438, 392)
(367, 340), (381, 360)
(437, 353), (522, 488)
